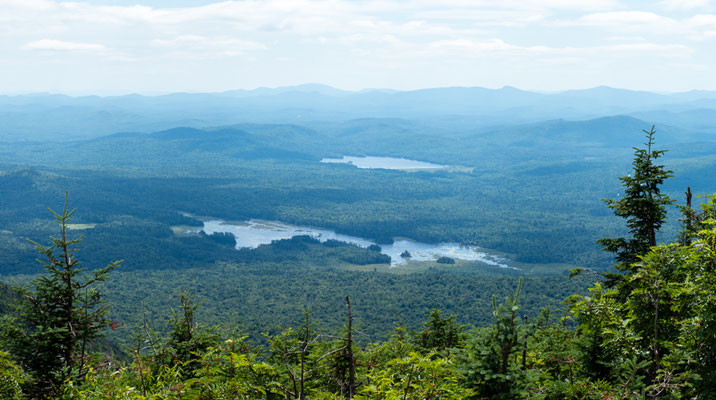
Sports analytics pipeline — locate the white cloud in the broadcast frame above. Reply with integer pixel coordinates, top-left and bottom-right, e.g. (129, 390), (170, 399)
(412, 9), (545, 27)
(23, 39), (136, 61)
(428, 38), (518, 52)
(0, 0), (714, 92)
(521, 0), (622, 11)
(688, 13), (716, 24)
(571, 11), (678, 32)
(660, 0), (711, 10)
(409, 0), (622, 12)
(0, 0), (618, 36)
(602, 42), (690, 54)
(0, 0), (55, 10)
(564, 10), (716, 41)
(424, 38), (690, 58)
(151, 35), (266, 57)
(25, 39), (106, 52)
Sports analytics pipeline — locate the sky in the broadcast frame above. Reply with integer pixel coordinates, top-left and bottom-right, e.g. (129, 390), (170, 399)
(1, 0), (715, 94)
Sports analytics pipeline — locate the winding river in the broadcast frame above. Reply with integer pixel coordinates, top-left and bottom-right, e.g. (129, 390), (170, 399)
(198, 219), (510, 268)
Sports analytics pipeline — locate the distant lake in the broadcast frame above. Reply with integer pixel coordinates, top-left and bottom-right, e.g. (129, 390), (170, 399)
(320, 156), (448, 170)
(199, 219), (510, 268)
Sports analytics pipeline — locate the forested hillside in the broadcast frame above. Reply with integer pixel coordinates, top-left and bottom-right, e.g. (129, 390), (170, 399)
(2, 129), (716, 399)
(2, 87), (716, 398)
(3, 115), (716, 274)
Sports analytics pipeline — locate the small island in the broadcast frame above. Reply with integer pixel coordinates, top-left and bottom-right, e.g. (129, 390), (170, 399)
(436, 256), (455, 264)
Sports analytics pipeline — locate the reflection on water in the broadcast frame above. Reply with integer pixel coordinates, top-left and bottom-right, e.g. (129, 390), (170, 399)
(320, 156), (448, 170)
(200, 219), (510, 268)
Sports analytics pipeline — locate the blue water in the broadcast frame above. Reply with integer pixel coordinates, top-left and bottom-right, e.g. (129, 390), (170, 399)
(320, 156), (448, 170)
(199, 219), (511, 268)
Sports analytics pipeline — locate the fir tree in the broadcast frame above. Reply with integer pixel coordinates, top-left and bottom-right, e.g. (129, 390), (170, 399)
(597, 126), (673, 283)
(461, 278), (529, 399)
(414, 309), (465, 353)
(165, 291), (218, 378)
(0, 193), (120, 399)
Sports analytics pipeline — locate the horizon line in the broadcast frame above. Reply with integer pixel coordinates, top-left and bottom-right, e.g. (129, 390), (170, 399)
(2, 84), (715, 98)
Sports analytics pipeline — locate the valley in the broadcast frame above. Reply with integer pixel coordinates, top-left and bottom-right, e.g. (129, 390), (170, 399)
(2, 85), (716, 351)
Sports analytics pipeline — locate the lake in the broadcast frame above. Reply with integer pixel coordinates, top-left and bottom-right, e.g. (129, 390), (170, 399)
(320, 156), (449, 170)
(199, 219), (510, 268)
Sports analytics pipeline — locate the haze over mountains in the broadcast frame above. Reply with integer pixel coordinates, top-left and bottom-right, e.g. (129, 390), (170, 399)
(3, 81), (716, 274)
(3, 85), (716, 142)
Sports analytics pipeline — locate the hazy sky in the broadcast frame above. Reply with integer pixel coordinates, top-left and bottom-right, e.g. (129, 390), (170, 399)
(1, 0), (715, 94)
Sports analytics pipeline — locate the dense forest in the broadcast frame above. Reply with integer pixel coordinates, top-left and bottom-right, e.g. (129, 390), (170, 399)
(4, 115), (716, 273)
(2, 129), (715, 399)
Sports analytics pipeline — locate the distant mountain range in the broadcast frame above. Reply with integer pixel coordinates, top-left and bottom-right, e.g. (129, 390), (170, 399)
(5, 114), (716, 176)
(1, 85), (716, 142)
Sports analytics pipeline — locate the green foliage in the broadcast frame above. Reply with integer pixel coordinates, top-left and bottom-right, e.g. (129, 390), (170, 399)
(204, 231), (237, 247)
(413, 309), (465, 353)
(565, 196), (716, 398)
(188, 339), (277, 400)
(0, 375), (22, 400)
(460, 278), (531, 399)
(99, 267), (590, 350)
(540, 378), (616, 400)
(166, 292), (219, 378)
(598, 126), (674, 278)
(356, 351), (471, 400)
(436, 256), (455, 264)
(0, 194), (120, 399)
(680, 214), (716, 397)
(0, 281), (18, 316)
(566, 283), (627, 380)
(266, 311), (325, 399)
(0, 351), (25, 400)
(3, 126), (716, 399)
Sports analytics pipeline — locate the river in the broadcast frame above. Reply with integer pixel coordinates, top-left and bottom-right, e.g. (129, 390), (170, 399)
(199, 219), (510, 268)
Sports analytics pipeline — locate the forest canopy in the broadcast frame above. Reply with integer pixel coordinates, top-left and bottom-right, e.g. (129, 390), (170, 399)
(2, 128), (715, 399)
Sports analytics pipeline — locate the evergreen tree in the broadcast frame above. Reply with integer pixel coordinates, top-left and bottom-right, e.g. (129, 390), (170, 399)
(267, 309), (322, 400)
(677, 186), (698, 246)
(414, 309), (465, 353)
(461, 278), (530, 399)
(165, 291), (219, 378)
(0, 193), (120, 399)
(597, 126), (673, 283)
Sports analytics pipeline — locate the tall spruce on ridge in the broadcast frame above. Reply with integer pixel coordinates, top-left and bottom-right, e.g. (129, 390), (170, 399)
(0, 193), (120, 399)
(597, 126), (673, 283)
